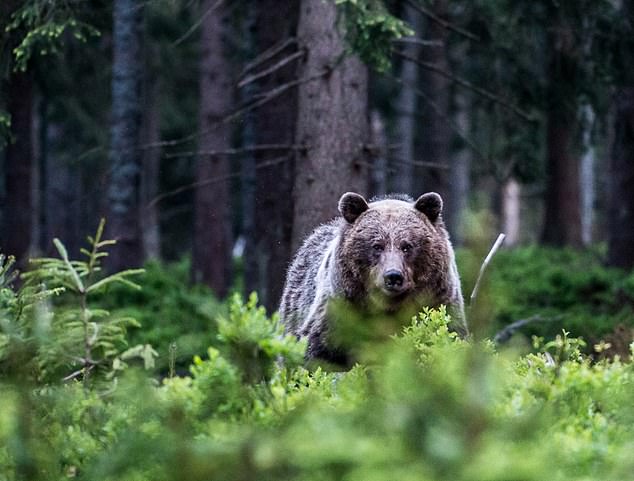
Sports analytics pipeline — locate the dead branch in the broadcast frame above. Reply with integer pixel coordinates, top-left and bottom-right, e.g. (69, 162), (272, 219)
(162, 144), (304, 159)
(240, 36), (297, 78)
(238, 50), (304, 88)
(493, 315), (562, 344)
(470, 233), (506, 307)
(384, 72), (489, 161)
(394, 50), (534, 122)
(404, 0), (480, 42)
(148, 155), (290, 208)
(392, 37), (443, 47)
(172, 0), (225, 46)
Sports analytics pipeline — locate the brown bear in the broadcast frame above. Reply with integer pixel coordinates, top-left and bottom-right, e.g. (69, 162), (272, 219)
(279, 192), (466, 364)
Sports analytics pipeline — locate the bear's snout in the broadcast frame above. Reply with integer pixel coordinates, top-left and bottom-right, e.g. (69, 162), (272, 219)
(383, 270), (404, 290)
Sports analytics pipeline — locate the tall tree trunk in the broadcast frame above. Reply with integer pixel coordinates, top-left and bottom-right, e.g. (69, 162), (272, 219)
(419, 0), (451, 225)
(451, 91), (471, 245)
(392, 1), (422, 195)
(579, 104), (595, 246)
(3, 70), (34, 266)
(501, 177), (521, 247)
(369, 109), (388, 197)
(607, 87), (634, 269)
(292, 0), (370, 250)
(244, 0), (299, 311)
(192, 0), (232, 296)
(541, 22), (583, 247)
(107, 0), (144, 270)
(140, 75), (161, 260)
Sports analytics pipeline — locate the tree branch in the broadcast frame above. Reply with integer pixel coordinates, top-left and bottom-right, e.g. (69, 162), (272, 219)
(238, 50), (304, 88)
(394, 50), (534, 122)
(239, 36), (297, 78)
(161, 143), (305, 159)
(493, 315), (562, 344)
(404, 0), (480, 41)
(172, 0), (225, 46)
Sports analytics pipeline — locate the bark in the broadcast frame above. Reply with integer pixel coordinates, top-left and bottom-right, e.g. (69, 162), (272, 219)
(244, 0), (299, 311)
(607, 87), (634, 269)
(369, 110), (388, 197)
(140, 75), (161, 260)
(419, 0), (452, 225)
(191, 0), (233, 296)
(292, 0), (370, 251)
(501, 178), (521, 247)
(541, 23), (583, 247)
(3, 70), (34, 266)
(107, 0), (144, 270)
(392, 1), (422, 194)
(579, 104), (595, 246)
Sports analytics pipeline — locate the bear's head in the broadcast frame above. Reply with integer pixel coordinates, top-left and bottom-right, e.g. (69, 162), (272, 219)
(336, 192), (451, 311)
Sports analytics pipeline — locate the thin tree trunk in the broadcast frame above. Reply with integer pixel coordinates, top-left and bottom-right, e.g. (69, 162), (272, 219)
(292, 0), (370, 250)
(192, 0), (233, 296)
(607, 87), (634, 269)
(541, 23), (583, 247)
(451, 91), (471, 245)
(501, 177), (521, 246)
(370, 109), (388, 197)
(392, 1), (422, 195)
(140, 75), (161, 260)
(579, 104), (595, 246)
(244, 0), (299, 311)
(3, 70), (34, 266)
(107, 0), (144, 270)
(419, 0), (451, 222)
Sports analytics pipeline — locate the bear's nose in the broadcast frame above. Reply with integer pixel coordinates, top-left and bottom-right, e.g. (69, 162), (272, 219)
(384, 270), (404, 289)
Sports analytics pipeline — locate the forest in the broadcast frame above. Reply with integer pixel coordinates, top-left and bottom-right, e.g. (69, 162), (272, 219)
(1, 0), (634, 480)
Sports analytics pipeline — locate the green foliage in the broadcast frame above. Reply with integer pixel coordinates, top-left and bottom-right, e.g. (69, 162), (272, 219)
(6, 1), (100, 71)
(92, 258), (225, 373)
(336, 0), (413, 72)
(480, 246), (634, 345)
(2, 236), (634, 480)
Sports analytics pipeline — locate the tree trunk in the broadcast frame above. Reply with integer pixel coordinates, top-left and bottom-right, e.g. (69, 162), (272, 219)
(244, 0), (299, 311)
(392, 1), (422, 195)
(292, 0), (370, 251)
(419, 0), (452, 225)
(607, 87), (634, 269)
(579, 104), (595, 246)
(501, 177), (521, 247)
(107, 0), (144, 270)
(140, 75), (161, 260)
(541, 23), (583, 247)
(3, 70), (34, 266)
(451, 91), (471, 245)
(191, 0), (233, 296)
(369, 109), (388, 197)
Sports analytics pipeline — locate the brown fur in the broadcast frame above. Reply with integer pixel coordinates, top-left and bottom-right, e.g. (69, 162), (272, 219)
(280, 192), (466, 364)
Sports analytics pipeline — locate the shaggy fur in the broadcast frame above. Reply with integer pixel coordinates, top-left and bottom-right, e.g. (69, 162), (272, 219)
(279, 192), (466, 363)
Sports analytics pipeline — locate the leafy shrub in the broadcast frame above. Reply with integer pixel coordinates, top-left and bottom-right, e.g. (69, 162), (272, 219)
(460, 246), (634, 347)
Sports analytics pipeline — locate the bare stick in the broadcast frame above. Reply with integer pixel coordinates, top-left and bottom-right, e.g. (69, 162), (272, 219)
(394, 50), (534, 122)
(392, 37), (443, 47)
(240, 36), (297, 77)
(493, 315), (562, 344)
(404, 0), (480, 41)
(172, 0), (225, 46)
(470, 233), (506, 307)
(162, 143), (304, 160)
(238, 50), (304, 88)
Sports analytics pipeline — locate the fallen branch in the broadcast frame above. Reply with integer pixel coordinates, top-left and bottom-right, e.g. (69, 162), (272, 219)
(493, 315), (562, 345)
(470, 233), (506, 307)
(394, 50), (534, 122)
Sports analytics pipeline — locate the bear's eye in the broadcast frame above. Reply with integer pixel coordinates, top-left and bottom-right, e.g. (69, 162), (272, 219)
(400, 242), (412, 253)
(372, 243), (384, 252)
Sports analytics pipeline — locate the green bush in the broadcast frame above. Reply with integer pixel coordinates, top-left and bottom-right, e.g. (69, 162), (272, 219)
(460, 246), (634, 346)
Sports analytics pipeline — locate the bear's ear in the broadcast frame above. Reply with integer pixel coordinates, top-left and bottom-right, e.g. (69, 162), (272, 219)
(414, 192), (443, 222)
(339, 192), (369, 224)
